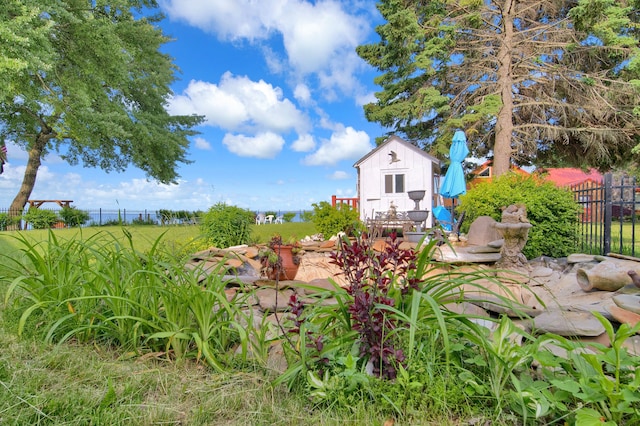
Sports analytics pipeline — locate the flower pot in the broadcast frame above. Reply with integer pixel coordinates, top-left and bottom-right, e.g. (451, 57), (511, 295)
(278, 245), (300, 280)
(267, 245), (300, 281)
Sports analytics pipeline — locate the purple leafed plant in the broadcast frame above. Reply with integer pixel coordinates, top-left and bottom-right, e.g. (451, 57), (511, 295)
(330, 233), (417, 380)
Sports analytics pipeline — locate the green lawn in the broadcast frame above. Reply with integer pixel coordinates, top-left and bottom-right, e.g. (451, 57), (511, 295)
(0, 222), (317, 254)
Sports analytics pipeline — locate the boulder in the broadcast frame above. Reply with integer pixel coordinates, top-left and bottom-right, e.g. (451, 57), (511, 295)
(466, 216), (502, 246)
(534, 310), (605, 337)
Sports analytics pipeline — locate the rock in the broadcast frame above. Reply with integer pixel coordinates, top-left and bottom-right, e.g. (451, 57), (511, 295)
(567, 254), (597, 264)
(531, 266), (553, 278)
(467, 245), (501, 254)
(303, 278), (340, 294)
(579, 332), (611, 349)
(320, 240), (336, 249)
(534, 310), (606, 337)
(607, 305), (640, 328)
(612, 294), (640, 314)
(622, 335), (640, 356)
(255, 288), (295, 312)
(487, 239), (504, 248)
(443, 301), (490, 318)
(433, 245), (501, 263)
(466, 216), (502, 246)
(629, 270), (640, 288)
(372, 239), (389, 252)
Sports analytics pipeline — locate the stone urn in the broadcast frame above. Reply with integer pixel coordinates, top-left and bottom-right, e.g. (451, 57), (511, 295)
(576, 261), (633, 292)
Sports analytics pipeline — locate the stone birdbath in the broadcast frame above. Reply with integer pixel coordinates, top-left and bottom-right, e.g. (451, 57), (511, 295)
(493, 204), (533, 273)
(405, 190), (430, 243)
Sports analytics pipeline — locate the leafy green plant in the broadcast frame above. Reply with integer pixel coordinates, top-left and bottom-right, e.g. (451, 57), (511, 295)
(532, 313), (640, 424)
(0, 212), (21, 231)
(458, 173), (581, 258)
(59, 206), (90, 227)
(299, 210), (313, 222)
(275, 232), (534, 420)
(2, 229), (252, 370)
(310, 201), (362, 238)
(283, 212), (296, 223)
(23, 208), (59, 229)
(200, 203), (254, 248)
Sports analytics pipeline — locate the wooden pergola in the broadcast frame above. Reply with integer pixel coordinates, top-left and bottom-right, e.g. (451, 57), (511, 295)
(27, 200), (73, 209)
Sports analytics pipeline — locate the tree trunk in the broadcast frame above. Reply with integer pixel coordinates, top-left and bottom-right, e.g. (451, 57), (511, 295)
(8, 129), (54, 228)
(493, 0), (515, 177)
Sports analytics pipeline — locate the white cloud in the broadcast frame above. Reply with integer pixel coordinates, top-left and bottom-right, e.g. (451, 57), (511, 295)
(293, 83), (311, 105)
(303, 127), (372, 166)
(222, 132), (285, 158)
(355, 90), (377, 107)
(160, 0), (269, 41)
(193, 137), (212, 150)
(169, 73), (309, 134)
(329, 170), (350, 180)
(160, 0), (372, 96)
(291, 134), (315, 152)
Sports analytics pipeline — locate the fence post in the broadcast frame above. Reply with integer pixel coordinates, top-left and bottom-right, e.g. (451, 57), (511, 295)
(603, 173), (612, 254)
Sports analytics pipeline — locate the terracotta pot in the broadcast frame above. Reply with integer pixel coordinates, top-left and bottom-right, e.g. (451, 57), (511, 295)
(576, 261), (633, 292)
(268, 245), (300, 281)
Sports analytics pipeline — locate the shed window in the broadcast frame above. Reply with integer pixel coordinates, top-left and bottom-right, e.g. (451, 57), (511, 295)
(385, 174), (405, 193)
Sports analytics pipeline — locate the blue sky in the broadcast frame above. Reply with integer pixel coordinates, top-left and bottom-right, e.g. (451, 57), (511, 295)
(1, 0), (389, 213)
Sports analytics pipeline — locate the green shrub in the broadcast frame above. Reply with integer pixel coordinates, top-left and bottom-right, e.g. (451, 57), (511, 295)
(59, 207), (90, 227)
(23, 208), (59, 229)
(457, 173), (581, 258)
(310, 201), (362, 238)
(299, 210), (313, 222)
(200, 203), (254, 248)
(0, 212), (18, 230)
(283, 212), (296, 223)
(157, 209), (199, 225)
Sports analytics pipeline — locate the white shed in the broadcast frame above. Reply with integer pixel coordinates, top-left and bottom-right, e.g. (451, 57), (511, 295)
(353, 135), (440, 227)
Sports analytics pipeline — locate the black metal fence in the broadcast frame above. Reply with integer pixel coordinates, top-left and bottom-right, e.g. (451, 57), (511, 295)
(572, 173), (638, 256)
(0, 207), (310, 230)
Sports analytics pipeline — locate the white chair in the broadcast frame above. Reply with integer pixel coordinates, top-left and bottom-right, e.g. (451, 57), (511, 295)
(274, 215), (284, 224)
(256, 213), (266, 225)
(264, 214), (274, 224)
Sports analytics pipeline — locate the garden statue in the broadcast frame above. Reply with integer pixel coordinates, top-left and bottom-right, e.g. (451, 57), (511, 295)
(493, 204), (532, 272)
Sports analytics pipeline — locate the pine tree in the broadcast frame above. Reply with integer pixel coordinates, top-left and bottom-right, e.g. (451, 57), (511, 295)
(357, 0), (640, 175)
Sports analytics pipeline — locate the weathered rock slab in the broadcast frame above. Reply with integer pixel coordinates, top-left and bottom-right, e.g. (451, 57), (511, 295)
(534, 310), (606, 337)
(613, 294), (640, 314)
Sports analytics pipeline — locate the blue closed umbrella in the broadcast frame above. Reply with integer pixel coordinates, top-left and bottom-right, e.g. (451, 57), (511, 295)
(440, 130), (469, 199)
(439, 130), (469, 231)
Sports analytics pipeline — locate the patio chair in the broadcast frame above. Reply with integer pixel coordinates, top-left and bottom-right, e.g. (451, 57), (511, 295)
(264, 214), (274, 224)
(256, 213), (266, 225)
(274, 215), (284, 224)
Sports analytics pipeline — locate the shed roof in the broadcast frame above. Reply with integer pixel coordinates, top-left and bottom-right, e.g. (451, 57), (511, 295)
(353, 135), (440, 173)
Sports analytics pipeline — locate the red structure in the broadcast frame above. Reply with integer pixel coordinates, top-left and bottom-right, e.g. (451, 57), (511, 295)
(331, 195), (359, 211)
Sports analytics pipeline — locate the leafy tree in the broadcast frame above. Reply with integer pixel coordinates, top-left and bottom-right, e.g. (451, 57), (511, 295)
(357, 0), (640, 176)
(1, 1), (203, 223)
(0, 0), (53, 98)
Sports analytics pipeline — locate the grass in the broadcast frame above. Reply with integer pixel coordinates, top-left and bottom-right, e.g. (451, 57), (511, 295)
(577, 220), (640, 256)
(0, 222), (317, 255)
(6, 223), (636, 424)
(0, 223), (417, 426)
(0, 325), (374, 425)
